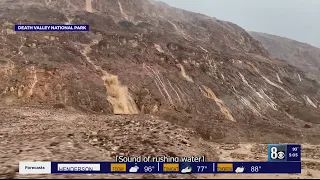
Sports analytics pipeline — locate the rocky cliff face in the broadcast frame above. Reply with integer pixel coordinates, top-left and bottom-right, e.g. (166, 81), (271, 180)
(250, 31), (320, 83)
(0, 0), (319, 144)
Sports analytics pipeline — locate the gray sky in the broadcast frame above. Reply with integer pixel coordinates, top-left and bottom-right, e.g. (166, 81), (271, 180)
(160, 0), (320, 48)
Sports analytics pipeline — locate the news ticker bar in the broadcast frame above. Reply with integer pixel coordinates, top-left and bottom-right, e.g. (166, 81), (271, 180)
(19, 161), (301, 174)
(14, 25), (89, 32)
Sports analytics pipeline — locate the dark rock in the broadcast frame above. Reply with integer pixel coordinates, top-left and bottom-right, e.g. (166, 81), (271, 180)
(304, 124), (312, 128)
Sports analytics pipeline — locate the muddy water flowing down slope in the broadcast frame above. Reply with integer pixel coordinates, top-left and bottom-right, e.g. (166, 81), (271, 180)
(1, 0), (320, 178)
(200, 85), (235, 122)
(81, 40), (138, 115)
(85, 0), (93, 13)
(1, 0), (318, 121)
(178, 64), (194, 82)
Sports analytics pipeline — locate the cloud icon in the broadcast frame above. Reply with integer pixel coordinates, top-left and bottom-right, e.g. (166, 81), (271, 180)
(181, 166), (192, 174)
(129, 165), (139, 173)
(235, 167), (245, 173)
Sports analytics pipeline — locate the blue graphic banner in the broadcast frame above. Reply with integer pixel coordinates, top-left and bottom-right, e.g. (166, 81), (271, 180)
(45, 162), (301, 174)
(287, 144), (301, 161)
(14, 25), (89, 31)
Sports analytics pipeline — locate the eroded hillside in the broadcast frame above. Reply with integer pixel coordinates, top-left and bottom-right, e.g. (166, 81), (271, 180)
(250, 31), (320, 83)
(1, 0), (320, 178)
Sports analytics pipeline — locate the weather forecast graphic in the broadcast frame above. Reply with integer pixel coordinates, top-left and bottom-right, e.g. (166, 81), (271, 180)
(18, 144), (301, 174)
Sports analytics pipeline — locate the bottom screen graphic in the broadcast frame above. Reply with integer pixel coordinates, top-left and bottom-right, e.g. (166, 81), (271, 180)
(19, 161), (301, 174)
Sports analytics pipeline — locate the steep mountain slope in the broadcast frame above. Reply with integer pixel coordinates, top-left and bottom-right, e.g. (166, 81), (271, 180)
(1, 0), (319, 143)
(0, 0), (320, 163)
(249, 31), (320, 83)
(1, 0), (320, 178)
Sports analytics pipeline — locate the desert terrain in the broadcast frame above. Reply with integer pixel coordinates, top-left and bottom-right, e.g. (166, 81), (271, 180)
(0, 0), (319, 178)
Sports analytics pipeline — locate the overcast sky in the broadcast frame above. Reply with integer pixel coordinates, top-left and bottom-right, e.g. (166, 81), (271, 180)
(160, 0), (320, 48)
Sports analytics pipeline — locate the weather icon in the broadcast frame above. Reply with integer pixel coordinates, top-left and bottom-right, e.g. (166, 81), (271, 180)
(235, 166), (245, 173)
(181, 163), (192, 174)
(129, 164), (139, 173)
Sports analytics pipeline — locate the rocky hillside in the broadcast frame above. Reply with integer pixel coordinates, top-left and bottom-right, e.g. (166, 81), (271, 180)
(249, 31), (320, 83)
(0, 0), (319, 145)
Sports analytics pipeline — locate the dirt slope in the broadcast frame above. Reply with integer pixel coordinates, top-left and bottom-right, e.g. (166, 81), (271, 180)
(0, 0), (319, 178)
(249, 31), (320, 83)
